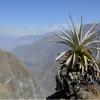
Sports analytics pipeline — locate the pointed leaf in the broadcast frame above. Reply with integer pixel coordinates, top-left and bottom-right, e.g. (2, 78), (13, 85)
(96, 41), (100, 60)
(81, 31), (97, 45)
(56, 41), (75, 49)
(80, 63), (84, 75)
(57, 25), (72, 40)
(55, 51), (67, 61)
(85, 40), (100, 46)
(91, 56), (100, 72)
(83, 24), (97, 41)
(79, 16), (83, 41)
(96, 49), (99, 60)
(55, 34), (75, 48)
(72, 53), (76, 67)
(65, 55), (73, 66)
(89, 47), (100, 50)
(83, 55), (88, 71)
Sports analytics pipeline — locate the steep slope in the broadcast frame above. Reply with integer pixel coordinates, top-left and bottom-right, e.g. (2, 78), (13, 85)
(13, 23), (100, 96)
(13, 34), (67, 96)
(0, 49), (41, 99)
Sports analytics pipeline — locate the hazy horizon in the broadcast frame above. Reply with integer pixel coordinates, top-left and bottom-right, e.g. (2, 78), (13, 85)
(0, 0), (100, 36)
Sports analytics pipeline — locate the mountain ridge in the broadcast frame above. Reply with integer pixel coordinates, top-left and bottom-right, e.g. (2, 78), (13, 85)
(13, 23), (100, 96)
(0, 49), (41, 99)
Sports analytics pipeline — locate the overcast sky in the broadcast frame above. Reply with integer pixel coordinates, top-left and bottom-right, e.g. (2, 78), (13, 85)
(0, 0), (100, 36)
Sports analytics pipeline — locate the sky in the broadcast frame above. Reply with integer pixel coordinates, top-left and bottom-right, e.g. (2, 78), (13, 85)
(0, 0), (100, 36)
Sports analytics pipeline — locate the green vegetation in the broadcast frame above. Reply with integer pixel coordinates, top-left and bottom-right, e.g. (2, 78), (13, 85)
(47, 16), (100, 99)
(55, 16), (100, 75)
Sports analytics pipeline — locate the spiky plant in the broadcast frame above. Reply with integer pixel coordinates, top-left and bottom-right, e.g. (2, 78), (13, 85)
(55, 16), (100, 75)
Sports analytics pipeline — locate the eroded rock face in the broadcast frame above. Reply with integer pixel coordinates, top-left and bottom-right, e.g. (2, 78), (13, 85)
(0, 49), (41, 99)
(78, 84), (100, 99)
(49, 71), (100, 100)
(47, 52), (100, 100)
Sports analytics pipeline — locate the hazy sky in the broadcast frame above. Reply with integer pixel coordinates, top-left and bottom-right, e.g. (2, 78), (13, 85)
(0, 0), (100, 36)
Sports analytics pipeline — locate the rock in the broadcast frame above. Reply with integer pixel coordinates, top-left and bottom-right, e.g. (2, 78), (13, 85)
(0, 49), (41, 99)
(78, 84), (100, 99)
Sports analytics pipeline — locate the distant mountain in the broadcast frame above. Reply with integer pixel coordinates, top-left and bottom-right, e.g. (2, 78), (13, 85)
(0, 34), (43, 51)
(12, 32), (69, 96)
(13, 23), (100, 96)
(0, 49), (41, 99)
